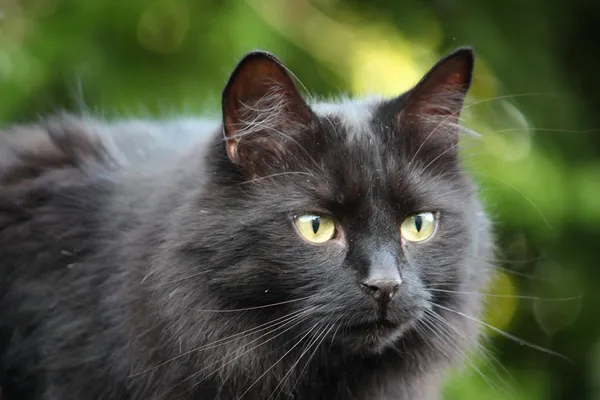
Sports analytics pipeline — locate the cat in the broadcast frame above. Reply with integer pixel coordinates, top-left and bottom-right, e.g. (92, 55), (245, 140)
(0, 47), (493, 400)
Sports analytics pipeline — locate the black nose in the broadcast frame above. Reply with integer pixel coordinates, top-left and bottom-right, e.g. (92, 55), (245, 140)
(360, 279), (401, 303)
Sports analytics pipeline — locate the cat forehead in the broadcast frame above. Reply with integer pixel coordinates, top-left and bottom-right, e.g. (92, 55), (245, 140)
(311, 96), (385, 143)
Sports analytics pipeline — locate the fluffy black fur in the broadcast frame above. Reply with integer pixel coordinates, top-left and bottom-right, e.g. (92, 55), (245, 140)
(0, 48), (493, 399)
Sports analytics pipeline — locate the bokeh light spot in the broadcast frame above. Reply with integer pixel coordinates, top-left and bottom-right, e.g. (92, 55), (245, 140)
(484, 270), (518, 337)
(137, 1), (190, 55)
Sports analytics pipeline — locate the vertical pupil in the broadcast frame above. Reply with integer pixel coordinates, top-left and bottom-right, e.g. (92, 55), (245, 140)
(311, 216), (320, 234)
(414, 215), (422, 232)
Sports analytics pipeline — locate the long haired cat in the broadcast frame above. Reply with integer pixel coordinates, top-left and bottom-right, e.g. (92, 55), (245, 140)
(0, 47), (493, 399)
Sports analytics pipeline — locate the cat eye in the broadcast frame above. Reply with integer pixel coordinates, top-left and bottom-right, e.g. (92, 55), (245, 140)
(400, 212), (437, 243)
(293, 214), (337, 244)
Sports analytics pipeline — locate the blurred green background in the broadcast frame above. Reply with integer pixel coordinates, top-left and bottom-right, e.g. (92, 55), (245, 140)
(1, 0), (599, 398)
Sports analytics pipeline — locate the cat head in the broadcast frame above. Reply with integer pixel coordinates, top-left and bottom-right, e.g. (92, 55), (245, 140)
(172, 48), (490, 356)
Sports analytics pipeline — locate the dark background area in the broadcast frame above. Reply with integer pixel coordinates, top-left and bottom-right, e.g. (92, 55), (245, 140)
(1, 0), (599, 398)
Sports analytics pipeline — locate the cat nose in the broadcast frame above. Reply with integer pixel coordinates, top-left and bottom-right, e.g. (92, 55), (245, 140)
(360, 279), (402, 303)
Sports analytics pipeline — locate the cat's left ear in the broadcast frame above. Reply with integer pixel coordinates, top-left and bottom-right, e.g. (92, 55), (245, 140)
(221, 51), (317, 175)
(399, 47), (474, 139)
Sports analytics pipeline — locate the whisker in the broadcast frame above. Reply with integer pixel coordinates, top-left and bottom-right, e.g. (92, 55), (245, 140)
(166, 307), (317, 395)
(190, 295), (318, 313)
(267, 323), (333, 400)
(492, 265), (556, 283)
(464, 92), (558, 107)
(230, 124), (324, 174)
(426, 309), (496, 361)
(414, 318), (453, 361)
(420, 141), (463, 175)
(466, 253), (540, 266)
(328, 319), (342, 351)
(429, 188), (472, 199)
(427, 309), (520, 391)
(462, 254), (557, 283)
(286, 321), (338, 399)
(129, 306), (314, 378)
(426, 288), (582, 302)
(436, 168), (553, 233)
(424, 310), (517, 399)
(144, 269), (215, 287)
(432, 302), (571, 362)
(424, 312), (502, 394)
(187, 308), (315, 354)
(467, 170), (553, 230)
(406, 91), (546, 167)
(238, 322), (322, 398)
(236, 171), (316, 186)
(489, 127), (600, 135)
(407, 114), (456, 167)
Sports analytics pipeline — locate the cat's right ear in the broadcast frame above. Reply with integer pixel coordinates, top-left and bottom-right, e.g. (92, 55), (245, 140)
(221, 51), (317, 175)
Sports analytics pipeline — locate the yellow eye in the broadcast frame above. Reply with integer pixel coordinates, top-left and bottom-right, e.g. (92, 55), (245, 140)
(400, 212), (437, 242)
(294, 214), (336, 244)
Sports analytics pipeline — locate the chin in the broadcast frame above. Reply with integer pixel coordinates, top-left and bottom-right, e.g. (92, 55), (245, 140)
(338, 313), (423, 355)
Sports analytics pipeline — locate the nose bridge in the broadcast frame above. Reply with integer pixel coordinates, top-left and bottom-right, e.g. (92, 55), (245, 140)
(366, 246), (401, 283)
(350, 203), (401, 281)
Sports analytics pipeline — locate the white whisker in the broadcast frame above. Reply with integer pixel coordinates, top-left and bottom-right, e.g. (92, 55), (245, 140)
(190, 295), (318, 313)
(130, 306), (314, 378)
(285, 321), (338, 399)
(432, 303), (571, 362)
(427, 288), (581, 302)
(424, 310), (515, 399)
(166, 307), (317, 395)
(267, 323), (333, 400)
(238, 322), (322, 398)
(236, 171), (316, 186)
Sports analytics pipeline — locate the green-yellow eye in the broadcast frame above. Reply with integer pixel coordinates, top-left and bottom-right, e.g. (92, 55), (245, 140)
(294, 214), (336, 244)
(400, 212), (437, 242)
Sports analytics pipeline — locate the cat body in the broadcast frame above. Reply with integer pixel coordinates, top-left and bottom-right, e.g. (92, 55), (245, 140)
(0, 49), (493, 399)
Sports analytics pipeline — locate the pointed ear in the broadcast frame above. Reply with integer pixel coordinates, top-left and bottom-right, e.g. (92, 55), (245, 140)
(400, 47), (474, 137)
(221, 51), (316, 174)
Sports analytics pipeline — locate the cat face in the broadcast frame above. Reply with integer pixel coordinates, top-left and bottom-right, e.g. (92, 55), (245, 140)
(178, 49), (487, 355)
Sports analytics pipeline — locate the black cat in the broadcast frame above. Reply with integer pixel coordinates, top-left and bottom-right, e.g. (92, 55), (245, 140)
(0, 47), (493, 399)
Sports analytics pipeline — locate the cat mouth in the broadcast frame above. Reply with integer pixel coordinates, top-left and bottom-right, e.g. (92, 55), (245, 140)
(338, 319), (408, 353)
(348, 319), (400, 335)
